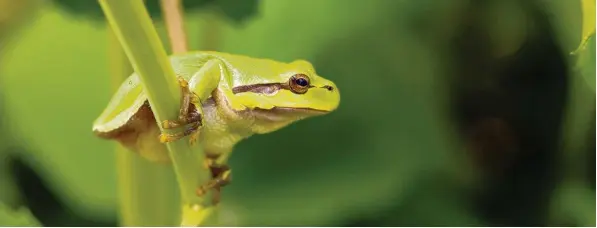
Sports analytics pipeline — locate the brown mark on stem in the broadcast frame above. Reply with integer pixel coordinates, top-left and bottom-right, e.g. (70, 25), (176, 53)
(160, 0), (188, 53)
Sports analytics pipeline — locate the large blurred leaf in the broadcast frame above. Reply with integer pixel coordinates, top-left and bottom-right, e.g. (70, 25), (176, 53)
(0, 153), (21, 208)
(543, 0), (595, 91)
(544, 0), (596, 226)
(574, 34), (596, 91)
(550, 181), (596, 226)
(0, 0), (471, 225)
(51, 0), (259, 23)
(0, 94), (21, 208)
(572, 0), (596, 91)
(0, 6), (117, 220)
(212, 0), (471, 225)
(0, 204), (41, 226)
(483, 0), (529, 58)
(0, 0), (42, 48)
(578, 0), (595, 48)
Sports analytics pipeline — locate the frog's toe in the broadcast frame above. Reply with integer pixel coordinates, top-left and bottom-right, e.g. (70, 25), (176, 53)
(161, 119), (180, 129)
(158, 122), (201, 144)
(158, 133), (176, 143)
(177, 76), (189, 88)
(189, 131), (200, 146)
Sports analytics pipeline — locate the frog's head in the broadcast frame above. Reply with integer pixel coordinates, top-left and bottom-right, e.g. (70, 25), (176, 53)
(231, 59), (340, 133)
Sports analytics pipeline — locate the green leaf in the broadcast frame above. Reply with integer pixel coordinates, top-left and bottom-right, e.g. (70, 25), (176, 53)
(0, 0), (470, 225)
(573, 34), (596, 91)
(51, 0), (259, 23)
(543, 0), (595, 91)
(546, 1), (595, 226)
(211, 0), (471, 225)
(0, 6), (117, 219)
(0, 100), (21, 207)
(577, 0), (595, 49)
(0, 204), (42, 226)
(550, 181), (596, 226)
(571, 0), (596, 91)
(0, 153), (21, 208)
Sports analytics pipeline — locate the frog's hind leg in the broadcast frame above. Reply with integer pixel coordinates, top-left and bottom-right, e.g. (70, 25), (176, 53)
(196, 153), (232, 204)
(94, 100), (153, 145)
(95, 101), (173, 163)
(159, 77), (203, 144)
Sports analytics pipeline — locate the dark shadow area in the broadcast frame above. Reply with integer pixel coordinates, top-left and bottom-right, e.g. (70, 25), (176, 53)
(344, 0), (575, 226)
(449, 0), (568, 226)
(9, 154), (117, 227)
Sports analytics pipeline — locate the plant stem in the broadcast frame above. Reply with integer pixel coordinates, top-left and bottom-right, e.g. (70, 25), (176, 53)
(160, 0), (188, 54)
(99, 0), (216, 225)
(108, 27), (180, 226)
(115, 146), (180, 226)
(199, 11), (222, 51)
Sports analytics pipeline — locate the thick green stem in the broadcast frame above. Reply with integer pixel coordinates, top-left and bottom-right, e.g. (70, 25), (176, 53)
(109, 26), (180, 227)
(115, 147), (180, 226)
(99, 0), (216, 225)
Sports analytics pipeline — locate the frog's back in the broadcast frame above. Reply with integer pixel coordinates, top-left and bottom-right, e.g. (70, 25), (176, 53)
(173, 51), (292, 85)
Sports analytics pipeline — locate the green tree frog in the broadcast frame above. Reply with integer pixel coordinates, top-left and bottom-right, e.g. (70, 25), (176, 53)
(92, 51), (340, 197)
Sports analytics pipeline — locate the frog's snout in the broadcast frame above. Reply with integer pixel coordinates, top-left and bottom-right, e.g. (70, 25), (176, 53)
(324, 82), (340, 111)
(322, 85), (335, 92)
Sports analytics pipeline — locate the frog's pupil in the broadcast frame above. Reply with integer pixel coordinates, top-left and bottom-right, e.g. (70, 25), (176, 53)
(296, 78), (308, 87)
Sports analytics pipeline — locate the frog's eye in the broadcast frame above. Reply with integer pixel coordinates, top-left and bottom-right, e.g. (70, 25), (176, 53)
(289, 74), (311, 94)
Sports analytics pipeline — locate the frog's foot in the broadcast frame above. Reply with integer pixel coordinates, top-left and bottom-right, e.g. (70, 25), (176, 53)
(196, 159), (232, 204)
(158, 77), (202, 145)
(159, 121), (201, 143)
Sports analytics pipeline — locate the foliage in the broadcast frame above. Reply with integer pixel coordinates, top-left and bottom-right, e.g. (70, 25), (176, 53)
(0, 0), (593, 226)
(0, 204), (41, 226)
(51, 0), (259, 23)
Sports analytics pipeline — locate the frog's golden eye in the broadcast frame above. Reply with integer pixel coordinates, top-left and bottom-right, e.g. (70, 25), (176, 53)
(289, 74), (311, 94)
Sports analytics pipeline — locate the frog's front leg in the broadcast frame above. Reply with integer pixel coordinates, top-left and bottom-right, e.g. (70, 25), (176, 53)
(161, 77), (202, 129)
(158, 59), (224, 145)
(158, 77), (203, 144)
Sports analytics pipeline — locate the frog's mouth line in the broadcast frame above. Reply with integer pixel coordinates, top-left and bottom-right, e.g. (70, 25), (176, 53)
(257, 107), (329, 115)
(248, 107), (329, 121)
(211, 90), (329, 121)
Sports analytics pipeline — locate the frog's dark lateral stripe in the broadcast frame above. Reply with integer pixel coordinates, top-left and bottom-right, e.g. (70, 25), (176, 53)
(232, 83), (323, 95)
(232, 83), (290, 95)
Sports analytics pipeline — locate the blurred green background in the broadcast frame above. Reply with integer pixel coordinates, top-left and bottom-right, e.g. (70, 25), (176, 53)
(0, 0), (595, 226)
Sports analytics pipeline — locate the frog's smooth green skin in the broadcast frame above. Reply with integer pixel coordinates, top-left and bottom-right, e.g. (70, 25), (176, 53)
(92, 51), (340, 165)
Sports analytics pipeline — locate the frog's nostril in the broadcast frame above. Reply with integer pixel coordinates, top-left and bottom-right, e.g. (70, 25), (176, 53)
(322, 85), (334, 91)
